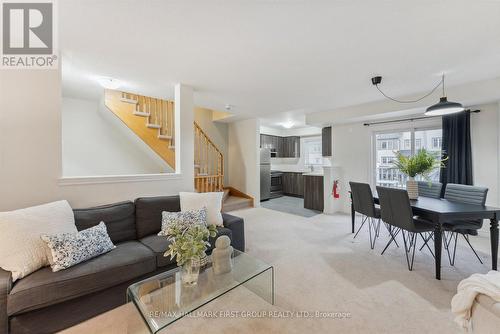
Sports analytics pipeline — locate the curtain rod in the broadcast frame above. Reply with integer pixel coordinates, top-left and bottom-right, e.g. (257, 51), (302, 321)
(363, 109), (480, 127)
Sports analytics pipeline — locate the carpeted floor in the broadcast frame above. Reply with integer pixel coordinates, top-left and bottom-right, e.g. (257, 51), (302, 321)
(64, 207), (495, 333)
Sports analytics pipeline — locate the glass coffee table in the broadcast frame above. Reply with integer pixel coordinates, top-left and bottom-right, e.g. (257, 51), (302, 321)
(127, 250), (274, 333)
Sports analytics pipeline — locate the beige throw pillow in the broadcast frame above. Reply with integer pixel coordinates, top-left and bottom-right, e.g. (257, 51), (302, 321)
(0, 200), (77, 282)
(179, 192), (224, 226)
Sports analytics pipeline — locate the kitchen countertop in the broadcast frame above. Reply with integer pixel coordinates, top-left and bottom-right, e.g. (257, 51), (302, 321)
(272, 170), (324, 176)
(302, 172), (324, 176)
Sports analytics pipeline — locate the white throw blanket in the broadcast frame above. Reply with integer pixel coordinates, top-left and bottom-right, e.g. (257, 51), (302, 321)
(451, 270), (500, 331)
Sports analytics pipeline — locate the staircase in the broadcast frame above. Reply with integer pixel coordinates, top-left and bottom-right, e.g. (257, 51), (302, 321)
(194, 122), (224, 192)
(104, 89), (175, 169)
(105, 89), (253, 210)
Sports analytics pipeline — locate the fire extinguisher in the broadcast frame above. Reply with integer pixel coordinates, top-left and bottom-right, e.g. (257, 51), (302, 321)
(332, 180), (340, 199)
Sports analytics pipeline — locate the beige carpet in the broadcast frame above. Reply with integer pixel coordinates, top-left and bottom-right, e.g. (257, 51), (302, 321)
(63, 207), (496, 333)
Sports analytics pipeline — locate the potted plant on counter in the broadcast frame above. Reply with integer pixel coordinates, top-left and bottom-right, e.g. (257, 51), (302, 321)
(393, 149), (446, 199)
(164, 222), (217, 286)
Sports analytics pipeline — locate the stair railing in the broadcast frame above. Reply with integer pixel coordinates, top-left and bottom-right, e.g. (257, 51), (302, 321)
(194, 122), (224, 192)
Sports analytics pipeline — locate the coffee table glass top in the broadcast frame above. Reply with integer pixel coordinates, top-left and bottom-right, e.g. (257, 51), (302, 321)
(127, 250), (274, 333)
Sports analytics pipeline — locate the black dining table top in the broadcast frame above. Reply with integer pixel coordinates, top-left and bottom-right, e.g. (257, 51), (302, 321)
(372, 194), (500, 218)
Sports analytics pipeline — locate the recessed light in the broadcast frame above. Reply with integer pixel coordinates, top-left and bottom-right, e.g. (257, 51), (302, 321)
(96, 77), (122, 89)
(282, 121), (294, 129)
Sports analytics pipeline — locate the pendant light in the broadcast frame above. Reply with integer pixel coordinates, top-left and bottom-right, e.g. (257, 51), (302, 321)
(371, 74), (465, 116)
(424, 74), (464, 116)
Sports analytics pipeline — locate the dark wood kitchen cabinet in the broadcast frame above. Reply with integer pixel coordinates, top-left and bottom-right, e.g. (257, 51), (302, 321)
(322, 126), (332, 157)
(260, 134), (300, 157)
(282, 172), (304, 197)
(282, 136), (300, 158)
(304, 175), (324, 211)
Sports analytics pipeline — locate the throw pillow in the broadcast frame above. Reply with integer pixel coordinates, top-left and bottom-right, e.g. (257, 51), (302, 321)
(179, 192), (224, 226)
(158, 207), (207, 236)
(0, 200), (77, 282)
(41, 222), (115, 272)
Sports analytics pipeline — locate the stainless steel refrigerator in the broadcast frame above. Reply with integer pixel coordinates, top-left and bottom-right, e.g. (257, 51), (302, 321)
(260, 148), (271, 201)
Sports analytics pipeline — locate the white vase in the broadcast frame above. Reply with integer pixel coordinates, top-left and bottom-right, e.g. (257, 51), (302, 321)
(406, 179), (419, 200)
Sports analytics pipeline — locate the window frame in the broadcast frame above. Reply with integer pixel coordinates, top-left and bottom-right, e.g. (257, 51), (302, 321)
(371, 123), (442, 188)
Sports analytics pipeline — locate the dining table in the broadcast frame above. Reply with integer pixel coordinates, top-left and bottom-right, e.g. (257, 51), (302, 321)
(350, 194), (500, 280)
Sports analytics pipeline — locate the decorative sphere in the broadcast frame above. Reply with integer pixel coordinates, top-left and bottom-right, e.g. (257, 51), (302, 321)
(215, 235), (231, 248)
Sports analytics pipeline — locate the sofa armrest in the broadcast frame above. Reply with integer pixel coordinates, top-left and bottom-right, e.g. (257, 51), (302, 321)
(0, 269), (12, 334)
(222, 213), (245, 252)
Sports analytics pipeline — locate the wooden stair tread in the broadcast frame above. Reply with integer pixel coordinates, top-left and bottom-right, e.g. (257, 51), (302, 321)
(222, 195), (252, 212)
(222, 189), (230, 202)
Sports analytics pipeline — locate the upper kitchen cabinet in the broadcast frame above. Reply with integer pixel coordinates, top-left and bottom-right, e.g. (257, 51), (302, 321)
(322, 126), (332, 157)
(282, 136), (300, 158)
(260, 134), (299, 157)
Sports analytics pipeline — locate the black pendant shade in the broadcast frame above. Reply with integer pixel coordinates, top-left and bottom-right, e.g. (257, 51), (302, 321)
(425, 97), (464, 116)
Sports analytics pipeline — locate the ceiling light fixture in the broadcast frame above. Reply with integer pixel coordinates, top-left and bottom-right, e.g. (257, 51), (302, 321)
(371, 74), (464, 116)
(282, 121), (295, 129)
(96, 77), (122, 90)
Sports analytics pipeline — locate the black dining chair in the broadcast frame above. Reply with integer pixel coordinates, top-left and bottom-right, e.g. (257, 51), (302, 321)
(349, 182), (382, 249)
(442, 183), (489, 265)
(418, 181), (443, 199)
(376, 186), (435, 271)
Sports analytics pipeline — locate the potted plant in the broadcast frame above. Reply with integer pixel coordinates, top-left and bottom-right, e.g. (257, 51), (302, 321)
(164, 222), (217, 286)
(393, 149), (446, 199)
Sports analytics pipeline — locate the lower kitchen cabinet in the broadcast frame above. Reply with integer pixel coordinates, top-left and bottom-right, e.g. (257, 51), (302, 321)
(304, 175), (324, 211)
(282, 172), (304, 197)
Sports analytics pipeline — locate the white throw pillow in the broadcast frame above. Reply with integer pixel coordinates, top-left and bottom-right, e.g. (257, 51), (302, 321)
(0, 200), (77, 282)
(179, 192), (224, 226)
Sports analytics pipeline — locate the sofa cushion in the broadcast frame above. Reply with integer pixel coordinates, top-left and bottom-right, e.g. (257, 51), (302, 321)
(7, 241), (155, 316)
(139, 235), (176, 268)
(73, 201), (136, 244)
(135, 196), (181, 238)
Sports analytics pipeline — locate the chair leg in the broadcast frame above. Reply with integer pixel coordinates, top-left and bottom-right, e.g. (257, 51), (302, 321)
(419, 233), (435, 258)
(462, 234), (483, 264)
(384, 223), (400, 247)
(419, 232), (432, 251)
(450, 232), (458, 266)
(375, 219), (382, 238)
(368, 218), (376, 250)
(353, 216), (368, 239)
(402, 231), (412, 270)
(409, 233), (417, 271)
(381, 227), (400, 255)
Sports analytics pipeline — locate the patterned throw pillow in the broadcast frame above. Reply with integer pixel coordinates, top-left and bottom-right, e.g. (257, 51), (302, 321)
(158, 207), (207, 237)
(41, 222), (115, 272)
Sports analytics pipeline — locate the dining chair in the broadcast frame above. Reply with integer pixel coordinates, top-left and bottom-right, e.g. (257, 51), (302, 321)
(349, 182), (381, 249)
(376, 186), (435, 271)
(418, 181), (443, 199)
(443, 183), (489, 265)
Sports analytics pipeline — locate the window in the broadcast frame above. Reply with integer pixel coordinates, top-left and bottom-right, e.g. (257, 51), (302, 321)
(303, 136), (322, 166)
(432, 137), (442, 149)
(415, 138), (422, 150)
(374, 128), (442, 188)
(404, 139), (411, 149)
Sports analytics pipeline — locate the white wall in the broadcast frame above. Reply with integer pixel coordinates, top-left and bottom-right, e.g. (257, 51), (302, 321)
(471, 103), (499, 207)
(0, 69), (195, 211)
(62, 97), (173, 176)
(330, 106), (500, 214)
(228, 118), (260, 204)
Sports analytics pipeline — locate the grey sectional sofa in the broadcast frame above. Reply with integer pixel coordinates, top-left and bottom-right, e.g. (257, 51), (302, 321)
(0, 195), (245, 334)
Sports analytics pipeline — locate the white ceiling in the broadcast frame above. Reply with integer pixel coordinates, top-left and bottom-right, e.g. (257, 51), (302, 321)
(61, 0), (500, 122)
